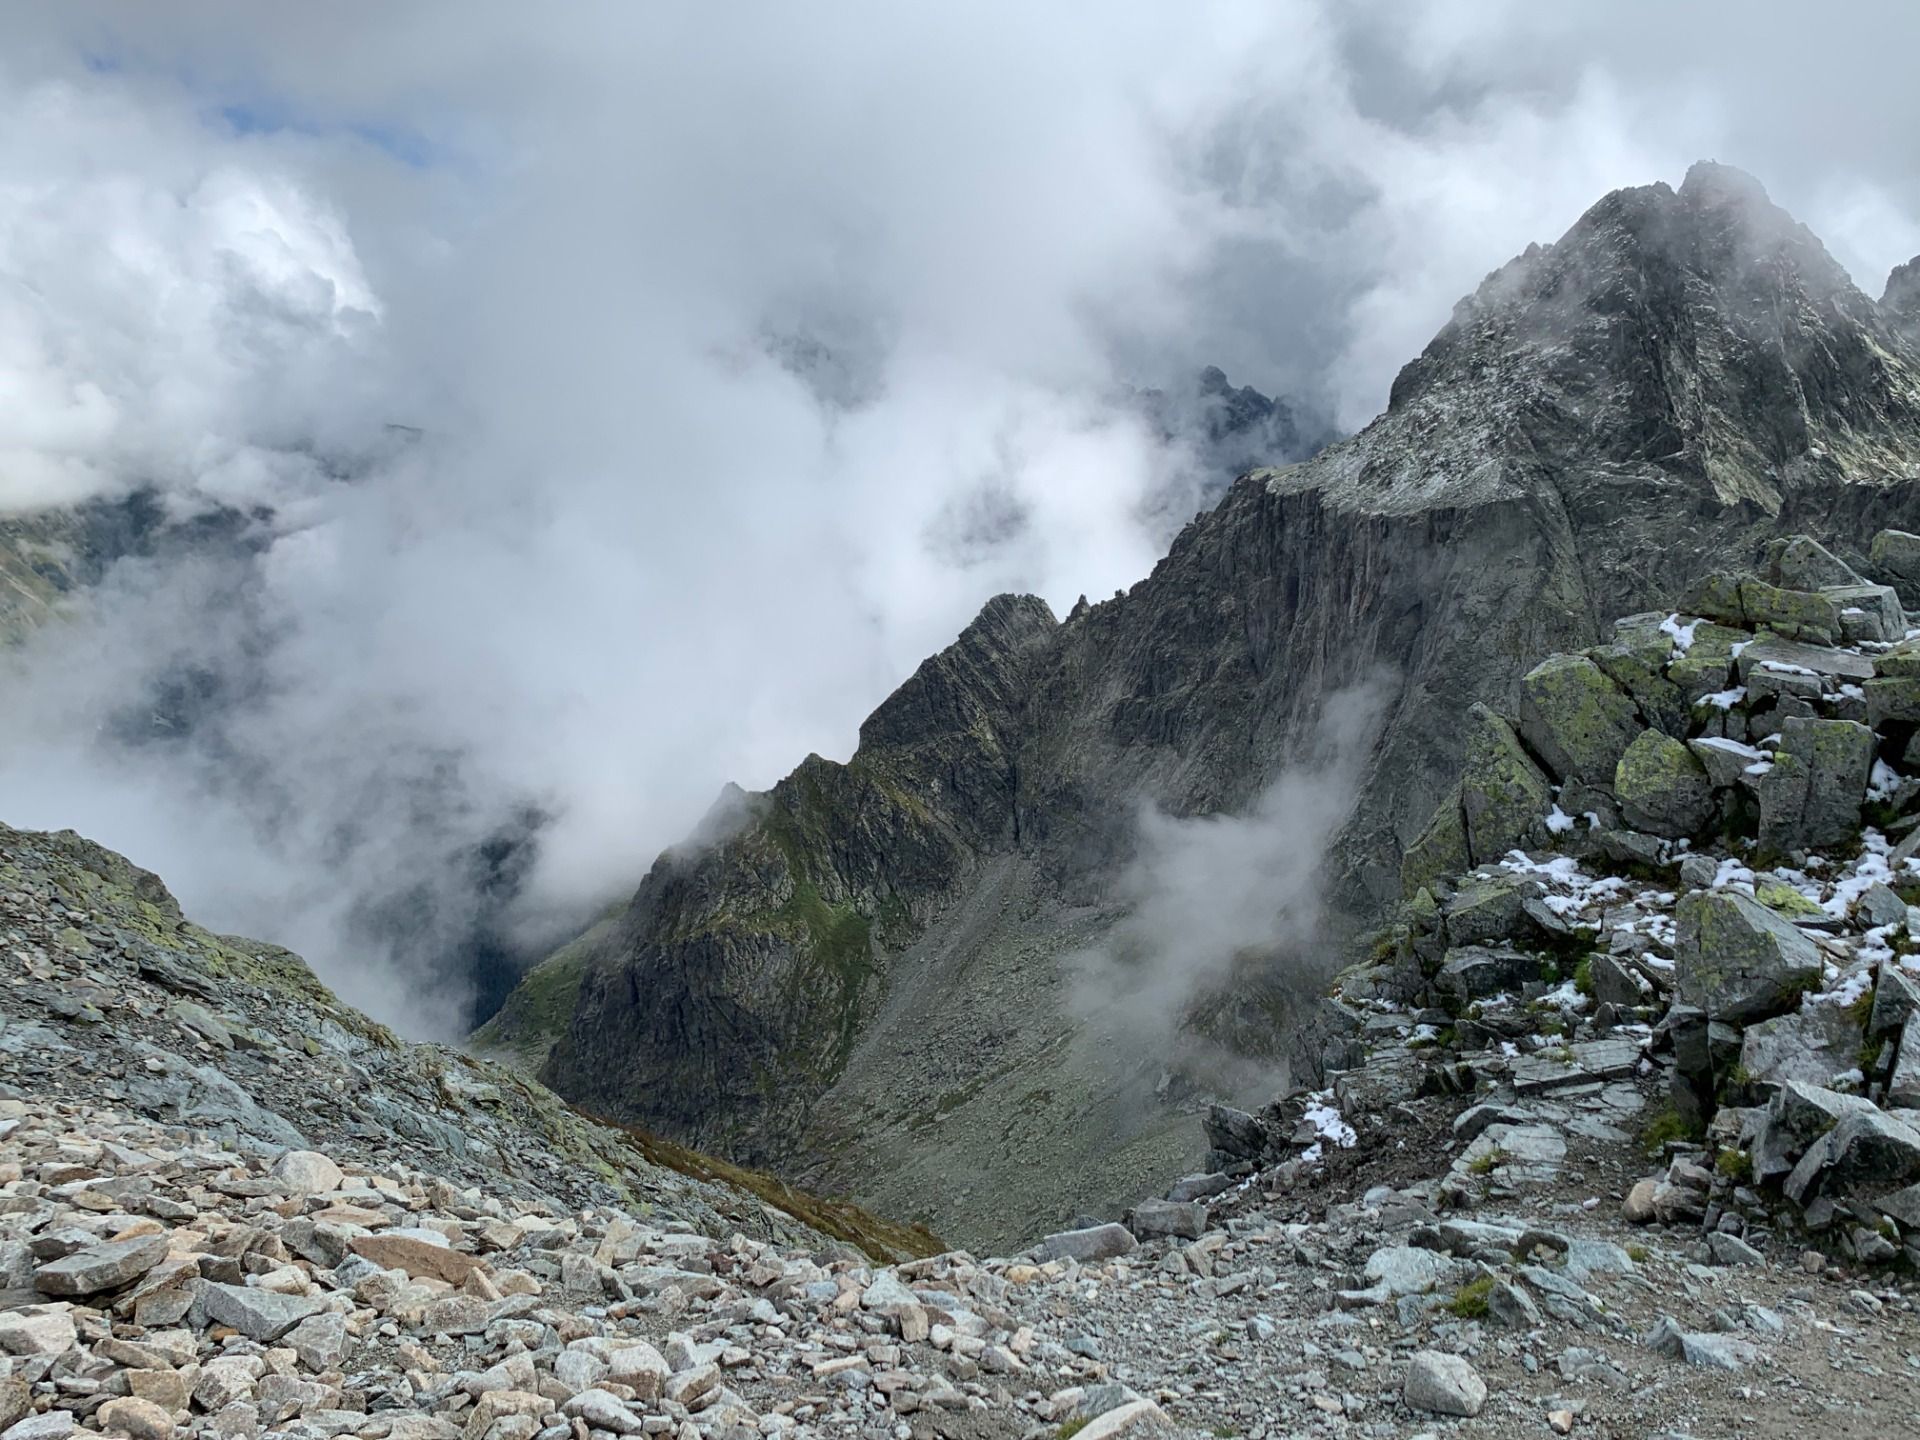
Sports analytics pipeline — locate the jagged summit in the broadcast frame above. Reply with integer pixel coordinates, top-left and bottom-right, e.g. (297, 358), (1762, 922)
(1298, 161), (1920, 516)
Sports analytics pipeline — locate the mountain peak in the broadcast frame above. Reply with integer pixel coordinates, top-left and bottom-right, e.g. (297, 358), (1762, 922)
(1345, 162), (1920, 514)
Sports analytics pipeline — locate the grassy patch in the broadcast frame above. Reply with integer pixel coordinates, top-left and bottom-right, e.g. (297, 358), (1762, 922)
(1467, 1147), (1506, 1176)
(1573, 955), (1594, 998)
(1448, 1273), (1494, 1317)
(1640, 1105), (1703, 1156)
(1057, 1422), (1090, 1440)
(470, 916), (613, 1067)
(1626, 1243), (1650, 1263)
(1715, 1147), (1752, 1183)
(608, 1117), (944, 1262)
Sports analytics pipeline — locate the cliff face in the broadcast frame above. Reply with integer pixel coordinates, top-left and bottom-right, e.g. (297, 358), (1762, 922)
(537, 164), (1920, 1249)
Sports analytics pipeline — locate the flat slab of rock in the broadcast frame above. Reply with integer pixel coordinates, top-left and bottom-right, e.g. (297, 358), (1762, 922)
(32, 1234), (168, 1297)
(349, 1233), (487, 1285)
(1452, 1123), (1566, 1186)
(1511, 1039), (1642, 1093)
(1733, 637), (1874, 683)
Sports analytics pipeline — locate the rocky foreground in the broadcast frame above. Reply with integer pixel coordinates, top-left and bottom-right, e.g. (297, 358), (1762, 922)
(10, 533), (1920, 1440)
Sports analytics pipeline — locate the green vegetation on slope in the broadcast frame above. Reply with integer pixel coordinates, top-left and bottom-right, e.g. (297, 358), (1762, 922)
(470, 912), (618, 1072)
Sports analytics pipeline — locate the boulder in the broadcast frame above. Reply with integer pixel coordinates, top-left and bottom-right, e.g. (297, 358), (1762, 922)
(271, 1150), (344, 1195)
(1674, 890), (1824, 1023)
(1615, 730), (1715, 838)
(1437, 946), (1542, 1001)
(1458, 704), (1554, 863)
(1866, 676), (1920, 730)
(96, 1398), (172, 1440)
(1518, 655), (1644, 785)
(32, 1234), (168, 1297)
(1738, 580), (1841, 644)
(1826, 583), (1904, 644)
(1855, 885), (1909, 932)
(196, 1282), (329, 1343)
(1591, 637), (1688, 737)
(1870, 963), (1920, 1037)
(1767, 535), (1862, 591)
(1128, 1200), (1206, 1240)
(1201, 1105), (1266, 1160)
(1443, 873), (1539, 946)
(1362, 1246), (1454, 1296)
(1870, 528), (1920, 604)
(1733, 637), (1875, 683)
(1756, 717), (1874, 854)
(1587, 953), (1650, 1008)
(1166, 1173), (1233, 1204)
(1688, 736), (1766, 791)
(1038, 1224), (1137, 1264)
(349, 1233), (488, 1285)
(1402, 1351), (1487, 1418)
(1785, 1108), (1920, 1203)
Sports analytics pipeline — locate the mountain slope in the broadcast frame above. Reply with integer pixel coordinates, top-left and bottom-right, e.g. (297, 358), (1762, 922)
(533, 164), (1920, 1250)
(0, 819), (937, 1261)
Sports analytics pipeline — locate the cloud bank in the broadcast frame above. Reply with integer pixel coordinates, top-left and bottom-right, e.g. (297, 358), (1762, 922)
(0, 2), (1916, 1033)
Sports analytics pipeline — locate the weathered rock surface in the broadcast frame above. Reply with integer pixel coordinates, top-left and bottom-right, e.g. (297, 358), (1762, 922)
(1675, 891), (1824, 1023)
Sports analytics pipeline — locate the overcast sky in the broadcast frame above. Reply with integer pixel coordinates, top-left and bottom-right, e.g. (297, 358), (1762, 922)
(1, 2), (1916, 1033)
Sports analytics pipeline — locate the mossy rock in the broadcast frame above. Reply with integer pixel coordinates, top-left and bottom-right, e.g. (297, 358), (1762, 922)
(1737, 579), (1840, 645)
(1867, 676), (1920, 729)
(1877, 638), (1920, 678)
(1674, 889), (1824, 1024)
(1681, 622), (1754, 659)
(1402, 786), (1470, 898)
(1459, 703), (1552, 864)
(1684, 573), (1747, 626)
(1518, 654), (1645, 786)
(1668, 653), (1736, 706)
(1753, 879), (1824, 918)
(1590, 637), (1688, 737)
(1615, 730), (1714, 838)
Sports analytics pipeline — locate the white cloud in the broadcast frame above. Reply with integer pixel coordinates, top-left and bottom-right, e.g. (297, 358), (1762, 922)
(0, 3), (1916, 1034)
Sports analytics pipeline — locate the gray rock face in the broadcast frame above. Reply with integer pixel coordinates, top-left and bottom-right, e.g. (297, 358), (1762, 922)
(1738, 1007), (1864, 1090)
(1458, 704), (1553, 864)
(1402, 1350), (1487, 1417)
(1674, 891), (1824, 1023)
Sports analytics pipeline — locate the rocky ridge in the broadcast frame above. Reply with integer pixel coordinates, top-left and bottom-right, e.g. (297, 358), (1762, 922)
(529, 164), (1920, 1248)
(0, 823), (934, 1264)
